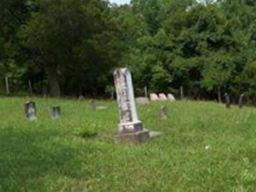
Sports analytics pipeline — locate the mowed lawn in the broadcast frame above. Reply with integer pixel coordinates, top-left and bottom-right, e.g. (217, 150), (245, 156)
(1, 97), (256, 191)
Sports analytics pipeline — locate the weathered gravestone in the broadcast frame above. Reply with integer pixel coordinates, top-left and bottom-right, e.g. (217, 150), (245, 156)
(160, 105), (168, 120)
(159, 93), (168, 101)
(114, 68), (149, 144)
(238, 93), (245, 109)
(50, 106), (61, 119)
(150, 93), (159, 101)
(167, 93), (175, 102)
(24, 101), (37, 120)
(224, 93), (231, 108)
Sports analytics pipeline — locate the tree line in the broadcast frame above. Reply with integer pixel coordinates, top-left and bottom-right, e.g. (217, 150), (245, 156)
(1, 0), (256, 103)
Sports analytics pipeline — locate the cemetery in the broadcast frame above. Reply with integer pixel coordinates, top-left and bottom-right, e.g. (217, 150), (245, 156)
(2, 0), (256, 191)
(1, 68), (256, 191)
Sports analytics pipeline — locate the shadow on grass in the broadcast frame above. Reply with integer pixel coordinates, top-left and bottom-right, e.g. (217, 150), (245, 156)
(0, 128), (101, 191)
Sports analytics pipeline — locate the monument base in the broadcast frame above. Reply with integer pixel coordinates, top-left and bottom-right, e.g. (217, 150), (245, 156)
(117, 130), (150, 144)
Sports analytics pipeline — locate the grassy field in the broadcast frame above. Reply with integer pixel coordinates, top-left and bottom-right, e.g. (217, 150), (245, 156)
(1, 97), (256, 191)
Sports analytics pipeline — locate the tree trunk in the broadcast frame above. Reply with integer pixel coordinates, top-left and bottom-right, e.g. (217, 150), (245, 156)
(45, 64), (60, 97)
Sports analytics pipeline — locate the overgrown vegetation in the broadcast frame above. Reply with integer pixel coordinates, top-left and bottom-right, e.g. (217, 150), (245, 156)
(1, 0), (256, 102)
(1, 98), (256, 191)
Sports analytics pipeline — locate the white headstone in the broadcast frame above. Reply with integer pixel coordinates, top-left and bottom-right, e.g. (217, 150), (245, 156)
(167, 93), (175, 101)
(114, 68), (149, 143)
(150, 93), (159, 101)
(158, 93), (167, 101)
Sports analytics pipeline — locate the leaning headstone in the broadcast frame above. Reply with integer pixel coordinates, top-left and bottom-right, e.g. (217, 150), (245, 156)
(158, 93), (168, 101)
(224, 93), (231, 108)
(114, 68), (149, 144)
(238, 93), (245, 109)
(167, 93), (175, 101)
(160, 105), (168, 120)
(24, 101), (37, 121)
(136, 97), (149, 105)
(5, 76), (10, 95)
(150, 93), (159, 101)
(50, 106), (61, 119)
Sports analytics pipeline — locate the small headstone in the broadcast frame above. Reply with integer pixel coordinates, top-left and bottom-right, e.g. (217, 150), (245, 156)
(167, 93), (175, 101)
(160, 105), (168, 120)
(224, 93), (231, 108)
(158, 93), (168, 101)
(114, 68), (149, 144)
(150, 93), (159, 101)
(5, 76), (10, 95)
(50, 106), (61, 119)
(24, 101), (37, 121)
(136, 97), (149, 105)
(238, 93), (245, 109)
(90, 100), (96, 111)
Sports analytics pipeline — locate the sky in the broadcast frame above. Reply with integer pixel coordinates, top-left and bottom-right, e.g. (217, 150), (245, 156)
(109, 0), (131, 5)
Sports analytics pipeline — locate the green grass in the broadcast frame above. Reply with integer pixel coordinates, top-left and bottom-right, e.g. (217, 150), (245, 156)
(1, 97), (256, 191)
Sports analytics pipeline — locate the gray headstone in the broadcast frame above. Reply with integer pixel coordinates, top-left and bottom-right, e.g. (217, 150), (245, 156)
(114, 68), (149, 144)
(50, 106), (61, 119)
(24, 101), (37, 121)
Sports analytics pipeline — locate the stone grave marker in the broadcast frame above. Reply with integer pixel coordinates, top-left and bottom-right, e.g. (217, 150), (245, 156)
(50, 106), (61, 119)
(114, 68), (149, 144)
(224, 93), (231, 108)
(158, 93), (168, 101)
(167, 93), (175, 102)
(150, 93), (159, 101)
(238, 93), (245, 109)
(24, 101), (37, 121)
